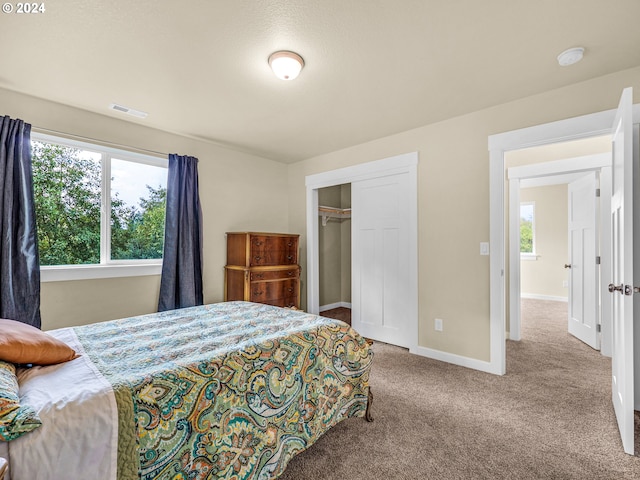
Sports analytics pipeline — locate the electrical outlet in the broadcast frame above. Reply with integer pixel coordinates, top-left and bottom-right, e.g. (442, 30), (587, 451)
(563, 280), (568, 288)
(435, 318), (443, 332)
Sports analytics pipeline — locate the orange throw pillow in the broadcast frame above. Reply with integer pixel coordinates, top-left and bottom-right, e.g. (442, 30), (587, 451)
(0, 318), (78, 365)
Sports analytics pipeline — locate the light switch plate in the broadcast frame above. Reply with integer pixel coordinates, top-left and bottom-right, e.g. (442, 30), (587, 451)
(480, 242), (489, 256)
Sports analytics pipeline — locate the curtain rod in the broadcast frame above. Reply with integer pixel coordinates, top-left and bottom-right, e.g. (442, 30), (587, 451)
(32, 126), (169, 158)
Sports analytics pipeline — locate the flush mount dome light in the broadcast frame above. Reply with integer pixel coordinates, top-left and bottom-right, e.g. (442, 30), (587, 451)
(557, 47), (585, 66)
(269, 51), (304, 80)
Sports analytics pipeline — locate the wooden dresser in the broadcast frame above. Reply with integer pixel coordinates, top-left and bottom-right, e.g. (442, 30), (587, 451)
(224, 232), (300, 309)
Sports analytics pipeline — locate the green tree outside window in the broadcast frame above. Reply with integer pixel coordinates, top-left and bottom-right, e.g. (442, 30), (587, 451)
(520, 203), (534, 254)
(31, 141), (166, 266)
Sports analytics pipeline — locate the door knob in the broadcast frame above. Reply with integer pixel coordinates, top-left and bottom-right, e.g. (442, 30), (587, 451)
(564, 264), (572, 269)
(608, 283), (623, 293)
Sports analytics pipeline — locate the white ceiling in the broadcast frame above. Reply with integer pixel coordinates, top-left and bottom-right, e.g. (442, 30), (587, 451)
(2, 0), (640, 163)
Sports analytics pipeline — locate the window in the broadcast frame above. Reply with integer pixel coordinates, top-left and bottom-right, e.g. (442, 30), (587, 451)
(31, 133), (168, 281)
(520, 202), (535, 257)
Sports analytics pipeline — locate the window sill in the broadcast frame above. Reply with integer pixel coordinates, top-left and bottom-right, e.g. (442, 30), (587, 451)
(41, 263), (162, 282)
(520, 253), (540, 261)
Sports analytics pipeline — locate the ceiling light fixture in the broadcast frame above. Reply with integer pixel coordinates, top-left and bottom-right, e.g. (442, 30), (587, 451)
(268, 51), (304, 80)
(557, 47), (585, 67)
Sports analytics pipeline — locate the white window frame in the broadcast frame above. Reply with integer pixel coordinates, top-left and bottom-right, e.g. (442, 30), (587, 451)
(31, 132), (168, 282)
(519, 201), (537, 260)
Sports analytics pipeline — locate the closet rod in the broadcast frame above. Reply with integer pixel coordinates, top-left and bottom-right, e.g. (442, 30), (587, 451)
(32, 126), (169, 158)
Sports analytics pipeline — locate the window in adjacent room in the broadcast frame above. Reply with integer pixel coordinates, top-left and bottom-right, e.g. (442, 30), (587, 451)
(520, 201), (536, 258)
(31, 133), (168, 280)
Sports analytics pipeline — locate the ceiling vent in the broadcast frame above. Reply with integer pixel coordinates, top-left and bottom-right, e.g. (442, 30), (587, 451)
(109, 103), (148, 118)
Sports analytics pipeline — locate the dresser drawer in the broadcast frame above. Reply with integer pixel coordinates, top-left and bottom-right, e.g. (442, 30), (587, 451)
(250, 268), (299, 282)
(250, 235), (298, 266)
(250, 251), (296, 266)
(250, 279), (297, 302)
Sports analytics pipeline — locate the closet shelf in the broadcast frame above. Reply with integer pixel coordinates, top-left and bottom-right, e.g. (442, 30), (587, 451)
(319, 206), (351, 226)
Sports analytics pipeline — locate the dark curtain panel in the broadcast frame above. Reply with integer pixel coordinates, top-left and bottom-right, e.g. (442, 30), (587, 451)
(158, 154), (203, 311)
(0, 116), (41, 328)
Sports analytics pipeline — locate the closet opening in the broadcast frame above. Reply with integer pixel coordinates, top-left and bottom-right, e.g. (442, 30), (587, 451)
(305, 152), (418, 350)
(317, 184), (352, 325)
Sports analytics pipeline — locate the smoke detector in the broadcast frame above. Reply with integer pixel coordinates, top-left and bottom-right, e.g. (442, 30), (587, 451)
(557, 47), (584, 67)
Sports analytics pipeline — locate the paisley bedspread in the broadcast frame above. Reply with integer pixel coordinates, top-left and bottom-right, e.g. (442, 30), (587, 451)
(73, 301), (372, 480)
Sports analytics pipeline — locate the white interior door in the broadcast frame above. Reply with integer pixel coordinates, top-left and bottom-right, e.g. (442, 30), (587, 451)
(567, 172), (600, 349)
(352, 172), (412, 348)
(609, 87), (634, 455)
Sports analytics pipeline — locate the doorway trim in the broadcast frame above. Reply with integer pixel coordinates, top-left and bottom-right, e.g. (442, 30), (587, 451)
(507, 154), (612, 351)
(305, 152), (419, 351)
(489, 104), (640, 375)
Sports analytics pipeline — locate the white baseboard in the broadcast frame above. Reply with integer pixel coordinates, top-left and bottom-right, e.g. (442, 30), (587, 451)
(410, 345), (500, 375)
(319, 302), (352, 312)
(521, 293), (568, 302)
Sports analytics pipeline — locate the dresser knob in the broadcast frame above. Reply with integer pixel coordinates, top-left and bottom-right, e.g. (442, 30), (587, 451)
(254, 256), (262, 262)
(288, 287), (293, 293)
(287, 271), (294, 276)
(287, 255), (292, 261)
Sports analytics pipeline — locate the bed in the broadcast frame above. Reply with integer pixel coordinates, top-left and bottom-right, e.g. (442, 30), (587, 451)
(0, 301), (373, 480)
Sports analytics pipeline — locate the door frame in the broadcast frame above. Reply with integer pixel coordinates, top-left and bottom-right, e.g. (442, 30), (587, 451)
(488, 104), (640, 375)
(305, 152), (419, 351)
(507, 154), (612, 353)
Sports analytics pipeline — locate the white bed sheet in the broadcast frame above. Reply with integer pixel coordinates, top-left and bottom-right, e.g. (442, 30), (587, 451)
(6, 328), (118, 480)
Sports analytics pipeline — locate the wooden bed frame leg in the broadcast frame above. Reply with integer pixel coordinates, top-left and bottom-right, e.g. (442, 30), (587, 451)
(365, 388), (374, 422)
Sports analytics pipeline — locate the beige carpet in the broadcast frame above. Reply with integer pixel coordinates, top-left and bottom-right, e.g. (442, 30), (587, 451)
(279, 299), (640, 479)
